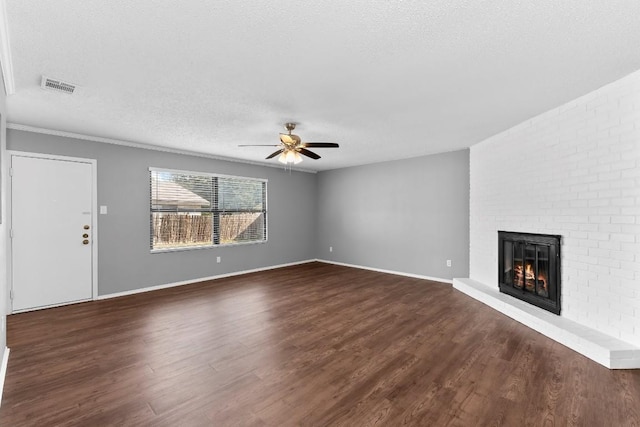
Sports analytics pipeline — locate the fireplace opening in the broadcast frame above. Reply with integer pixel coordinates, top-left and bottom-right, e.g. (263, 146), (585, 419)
(499, 231), (561, 315)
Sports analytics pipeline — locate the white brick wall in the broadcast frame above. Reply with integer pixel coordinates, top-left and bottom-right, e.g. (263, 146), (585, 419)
(470, 70), (640, 347)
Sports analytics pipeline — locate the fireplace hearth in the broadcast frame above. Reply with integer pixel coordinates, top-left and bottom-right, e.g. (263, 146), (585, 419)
(498, 231), (561, 315)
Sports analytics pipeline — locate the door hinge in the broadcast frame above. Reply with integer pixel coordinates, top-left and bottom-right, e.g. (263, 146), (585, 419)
(9, 167), (13, 177)
(10, 229), (13, 238)
(9, 290), (13, 300)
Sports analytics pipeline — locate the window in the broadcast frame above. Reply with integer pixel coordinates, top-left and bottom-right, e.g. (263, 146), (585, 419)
(150, 168), (267, 251)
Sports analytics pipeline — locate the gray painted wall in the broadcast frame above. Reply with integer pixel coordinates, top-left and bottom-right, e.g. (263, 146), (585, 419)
(6, 128), (469, 302)
(7, 129), (317, 296)
(316, 149), (470, 280)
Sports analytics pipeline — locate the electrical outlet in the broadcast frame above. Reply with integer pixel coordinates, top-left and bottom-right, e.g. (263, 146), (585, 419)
(216, 256), (221, 263)
(446, 259), (452, 267)
(329, 246), (333, 252)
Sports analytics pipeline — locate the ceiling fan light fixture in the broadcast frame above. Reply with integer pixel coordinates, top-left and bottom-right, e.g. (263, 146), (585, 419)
(278, 149), (304, 165)
(285, 150), (301, 164)
(285, 150), (296, 163)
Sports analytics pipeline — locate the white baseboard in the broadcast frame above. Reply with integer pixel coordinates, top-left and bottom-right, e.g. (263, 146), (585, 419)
(97, 259), (316, 300)
(98, 259), (451, 301)
(453, 278), (640, 369)
(0, 347), (10, 408)
(316, 259), (452, 284)
(12, 298), (93, 314)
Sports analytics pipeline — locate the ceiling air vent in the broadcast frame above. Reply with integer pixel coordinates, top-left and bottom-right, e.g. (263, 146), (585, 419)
(41, 76), (77, 94)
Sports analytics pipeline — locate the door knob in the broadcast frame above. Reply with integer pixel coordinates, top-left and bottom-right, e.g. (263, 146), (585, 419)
(84, 225), (90, 230)
(82, 233), (89, 238)
(82, 240), (89, 245)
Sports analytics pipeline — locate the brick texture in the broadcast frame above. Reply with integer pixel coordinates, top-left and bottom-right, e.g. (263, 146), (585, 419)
(470, 70), (640, 346)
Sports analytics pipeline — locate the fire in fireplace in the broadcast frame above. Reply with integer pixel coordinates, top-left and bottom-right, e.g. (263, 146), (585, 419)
(498, 231), (561, 314)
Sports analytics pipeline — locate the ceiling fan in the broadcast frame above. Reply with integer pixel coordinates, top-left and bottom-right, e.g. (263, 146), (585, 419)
(239, 123), (339, 164)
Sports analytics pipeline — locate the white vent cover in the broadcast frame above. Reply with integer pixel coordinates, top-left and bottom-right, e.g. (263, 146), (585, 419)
(41, 76), (77, 94)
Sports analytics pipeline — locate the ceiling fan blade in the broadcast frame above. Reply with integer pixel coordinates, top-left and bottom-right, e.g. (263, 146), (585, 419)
(238, 144), (281, 147)
(301, 142), (340, 148)
(298, 148), (321, 159)
(266, 149), (284, 159)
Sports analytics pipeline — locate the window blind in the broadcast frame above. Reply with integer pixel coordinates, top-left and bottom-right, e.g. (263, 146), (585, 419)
(150, 168), (267, 250)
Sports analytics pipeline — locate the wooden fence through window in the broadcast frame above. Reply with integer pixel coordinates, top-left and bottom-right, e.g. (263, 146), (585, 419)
(152, 213), (262, 247)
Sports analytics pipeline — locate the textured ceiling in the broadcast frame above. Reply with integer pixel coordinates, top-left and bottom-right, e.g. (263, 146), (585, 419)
(4, 1), (640, 171)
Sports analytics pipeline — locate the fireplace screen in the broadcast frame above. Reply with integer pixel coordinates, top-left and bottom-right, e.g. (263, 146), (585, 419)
(499, 231), (561, 314)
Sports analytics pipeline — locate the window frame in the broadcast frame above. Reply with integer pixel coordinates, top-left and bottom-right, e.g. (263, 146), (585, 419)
(149, 167), (268, 253)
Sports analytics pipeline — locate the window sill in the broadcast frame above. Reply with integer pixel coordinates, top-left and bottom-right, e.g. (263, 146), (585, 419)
(150, 239), (268, 254)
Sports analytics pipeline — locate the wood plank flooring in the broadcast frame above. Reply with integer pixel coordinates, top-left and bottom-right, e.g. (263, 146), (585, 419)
(1, 262), (639, 426)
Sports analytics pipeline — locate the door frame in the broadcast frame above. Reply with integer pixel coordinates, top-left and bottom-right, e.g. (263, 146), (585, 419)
(7, 151), (98, 313)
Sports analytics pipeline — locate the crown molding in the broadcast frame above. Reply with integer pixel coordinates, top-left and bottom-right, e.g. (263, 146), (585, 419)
(0, 0), (14, 95)
(7, 123), (316, 174)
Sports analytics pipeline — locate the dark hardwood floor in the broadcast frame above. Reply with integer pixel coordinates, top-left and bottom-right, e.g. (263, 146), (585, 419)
(1, 262), (639, 426)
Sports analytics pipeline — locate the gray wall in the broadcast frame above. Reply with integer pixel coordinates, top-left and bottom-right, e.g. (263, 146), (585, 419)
(6, 129), (470, 300)
(8, 129), (317, 296)
(316, 149), (470, 280)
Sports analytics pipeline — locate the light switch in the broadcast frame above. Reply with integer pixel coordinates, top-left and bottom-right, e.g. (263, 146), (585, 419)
(100, 205), (108, 215)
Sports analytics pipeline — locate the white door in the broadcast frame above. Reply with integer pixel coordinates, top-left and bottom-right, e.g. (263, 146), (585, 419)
(11, 155), (94, 311)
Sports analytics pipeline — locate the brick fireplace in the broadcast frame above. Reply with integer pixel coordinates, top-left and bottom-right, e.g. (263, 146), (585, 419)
(459, 69), (640, 368)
